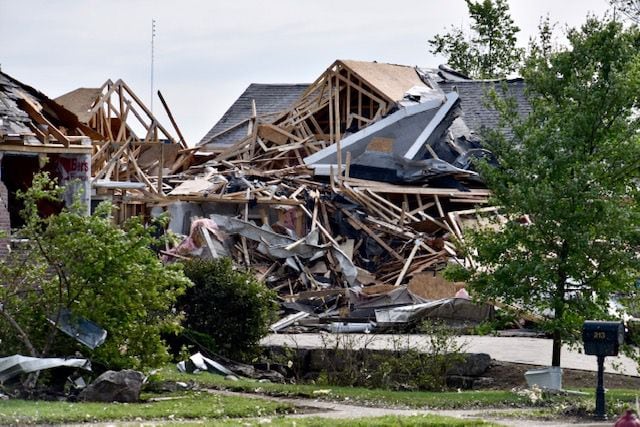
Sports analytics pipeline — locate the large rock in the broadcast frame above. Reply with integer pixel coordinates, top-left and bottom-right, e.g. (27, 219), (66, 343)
(79, 370), (145, 403)
(447, 353), (491, 377)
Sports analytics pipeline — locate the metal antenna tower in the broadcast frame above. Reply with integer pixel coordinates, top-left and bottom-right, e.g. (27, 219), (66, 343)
(150, 19), (156, 113)
(610, 0), (640, 23)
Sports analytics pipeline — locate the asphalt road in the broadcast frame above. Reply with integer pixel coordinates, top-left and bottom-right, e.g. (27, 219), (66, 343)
(261, 333), (639, 377)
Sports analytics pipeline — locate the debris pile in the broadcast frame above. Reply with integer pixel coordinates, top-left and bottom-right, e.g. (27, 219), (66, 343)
(161, 61), (519, 330)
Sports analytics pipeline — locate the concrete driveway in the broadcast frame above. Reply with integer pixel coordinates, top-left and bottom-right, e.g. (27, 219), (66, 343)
(261, 333), (639, 376)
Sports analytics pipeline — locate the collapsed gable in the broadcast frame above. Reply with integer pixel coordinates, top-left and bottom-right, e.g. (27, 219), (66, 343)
(303, 92), (462, 179)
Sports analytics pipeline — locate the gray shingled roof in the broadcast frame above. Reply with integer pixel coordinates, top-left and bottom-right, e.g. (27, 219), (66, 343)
(198, 83), (309, 149)
(0, 72), (37, 141)
(438, 79), (530, 138)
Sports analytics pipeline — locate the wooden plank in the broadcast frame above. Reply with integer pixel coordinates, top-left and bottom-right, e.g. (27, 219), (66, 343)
(128, 149), (158, 194)
(93, 139), (131, 180)
(157, 143), (164, 195)
(365, 189), (419, 222)
(17, 98), (70, 147)
(340, 207), (404, 262)
(334, 85), (342, 177)
(394, 238), (421, 286)
(120, 80), (178, 144)
(258, 124), (292, 145)
(157, 90), (188, 149)
(344, 178), (491, 197)
(0, 143), (91, 154)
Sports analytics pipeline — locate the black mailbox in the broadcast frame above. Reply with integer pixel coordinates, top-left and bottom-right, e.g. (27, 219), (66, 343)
(582, 321), (624, 357)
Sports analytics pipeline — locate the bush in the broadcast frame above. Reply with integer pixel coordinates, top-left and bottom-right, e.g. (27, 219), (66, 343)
(316, 321), (466, 391)
(179, 258), (278, 361)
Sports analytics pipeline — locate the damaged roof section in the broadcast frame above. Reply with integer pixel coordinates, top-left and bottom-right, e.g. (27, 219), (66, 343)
(437, 78), (530, 139)
(0, 72), (37, 142)
(55, 87), (104, 123)
(0, 70), (95, 150)
(198, 83), (309, 151)
(55, 78), (194, 200)
(303, 92), (472, 183)
(189, 59), (507, 190)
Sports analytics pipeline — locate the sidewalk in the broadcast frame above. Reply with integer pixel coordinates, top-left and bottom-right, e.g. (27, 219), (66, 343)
(261, 333), (639, 377)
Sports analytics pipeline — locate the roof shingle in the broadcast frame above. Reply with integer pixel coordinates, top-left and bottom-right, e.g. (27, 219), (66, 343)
(198, 83), (309, 149)
(438, 79), (530, 138)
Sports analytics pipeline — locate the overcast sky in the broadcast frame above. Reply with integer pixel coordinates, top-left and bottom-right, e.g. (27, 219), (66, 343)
(1, 0), (611, 146)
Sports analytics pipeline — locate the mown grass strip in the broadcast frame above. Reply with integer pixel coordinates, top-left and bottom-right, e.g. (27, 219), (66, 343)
(160, 414), (504, 427)
(152, 365), (529, 409)
(0, 391), (291, 425)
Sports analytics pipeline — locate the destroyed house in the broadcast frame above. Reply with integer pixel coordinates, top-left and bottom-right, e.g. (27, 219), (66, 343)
(195, 60), (529, 183)
(0, 70), (94, 257)
(0, 70), (195, 256)
(162, 60), (530, 328)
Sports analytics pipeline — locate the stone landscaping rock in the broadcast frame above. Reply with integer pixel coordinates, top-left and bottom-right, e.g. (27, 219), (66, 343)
(473, 377), (495, 388)
(447, 353), (491, 377)
(79, 369), (145, 403)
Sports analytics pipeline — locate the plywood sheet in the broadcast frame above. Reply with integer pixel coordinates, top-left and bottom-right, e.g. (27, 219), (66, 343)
(408, 271), (466, 300)
(340, 60), (429, 102)
(367, 137), (395, 153)
(168, 178), (220, 196)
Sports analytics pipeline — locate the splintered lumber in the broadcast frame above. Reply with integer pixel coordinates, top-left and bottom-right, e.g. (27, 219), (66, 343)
(17, 97), (71, 147)
(344, 178), (490, 197)
(393, 238), (422, 286)
(157, 90), (188, 149)
(340, 208), (403, 262)
(148, 59), (510, 325)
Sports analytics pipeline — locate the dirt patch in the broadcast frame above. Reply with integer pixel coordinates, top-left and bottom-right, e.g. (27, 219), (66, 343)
(479, 360), (640, 390)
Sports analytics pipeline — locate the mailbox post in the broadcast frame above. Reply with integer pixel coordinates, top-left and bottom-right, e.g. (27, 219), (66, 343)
(582, 320), (624, 420)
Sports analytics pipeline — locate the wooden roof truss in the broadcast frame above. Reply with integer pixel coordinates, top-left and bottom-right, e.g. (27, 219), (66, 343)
(209, 60), (397, 171)
(84, 79), (192, 197)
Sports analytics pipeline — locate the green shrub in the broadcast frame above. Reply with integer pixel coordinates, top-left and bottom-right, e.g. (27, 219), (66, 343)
(316, 321), (466, 391)
(179, 258), (278, 361)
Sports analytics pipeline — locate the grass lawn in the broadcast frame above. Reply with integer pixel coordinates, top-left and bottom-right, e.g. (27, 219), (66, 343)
(0, 391), (291, 425)
(164, 415), (503, 426)
(150, 365), (640, 420)
(472, 388), (640, 420)
(0, 391), (501, 426)
(152, 365), (530, 409)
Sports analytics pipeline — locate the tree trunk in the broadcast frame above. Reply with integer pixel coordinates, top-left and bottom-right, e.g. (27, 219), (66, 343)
(552, 241), (569, 367)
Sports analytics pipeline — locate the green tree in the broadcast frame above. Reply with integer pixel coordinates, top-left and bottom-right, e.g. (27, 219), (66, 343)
(428, 0), (523, 79)
(450, 17), (640, 367)
(0, 172), (191, 371)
